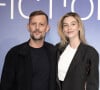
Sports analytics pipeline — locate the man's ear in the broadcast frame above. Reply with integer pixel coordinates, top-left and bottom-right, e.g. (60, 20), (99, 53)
(46, 25), (50, 32)
(27, 24), (30, 32)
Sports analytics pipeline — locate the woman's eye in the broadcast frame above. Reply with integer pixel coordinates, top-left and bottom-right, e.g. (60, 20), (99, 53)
(63, 24), (68, 27)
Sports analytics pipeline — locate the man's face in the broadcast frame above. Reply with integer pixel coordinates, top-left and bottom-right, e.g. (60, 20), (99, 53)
(28, 15), (49, 41)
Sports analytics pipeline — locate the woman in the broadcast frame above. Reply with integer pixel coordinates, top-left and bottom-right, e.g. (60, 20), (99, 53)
(56, 12), (99, 90)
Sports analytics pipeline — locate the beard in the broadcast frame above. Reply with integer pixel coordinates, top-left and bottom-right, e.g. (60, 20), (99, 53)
(30, 29), (45, 41)
(31, 35), (44, 41)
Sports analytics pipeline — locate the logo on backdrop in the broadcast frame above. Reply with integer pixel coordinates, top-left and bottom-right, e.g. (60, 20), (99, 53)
(0, 0), (100, 20)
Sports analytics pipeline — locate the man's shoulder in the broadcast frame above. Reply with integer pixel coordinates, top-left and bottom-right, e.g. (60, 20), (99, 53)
(44, 41), (57, 51)
(44, 42), (54, 48)
(7, 41), (29, 54)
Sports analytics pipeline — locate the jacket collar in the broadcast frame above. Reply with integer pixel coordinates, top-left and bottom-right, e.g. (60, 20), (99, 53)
(18, 40), (52, 56)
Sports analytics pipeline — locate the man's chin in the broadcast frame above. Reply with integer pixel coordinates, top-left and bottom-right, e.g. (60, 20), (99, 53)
(31, 37), (43, 41)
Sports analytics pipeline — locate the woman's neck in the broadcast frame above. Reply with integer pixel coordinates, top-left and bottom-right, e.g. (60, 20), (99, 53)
(69, 38), (80, 49)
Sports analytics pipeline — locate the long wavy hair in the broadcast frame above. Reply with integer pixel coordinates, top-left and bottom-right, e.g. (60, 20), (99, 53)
(58, 12), (87, 47)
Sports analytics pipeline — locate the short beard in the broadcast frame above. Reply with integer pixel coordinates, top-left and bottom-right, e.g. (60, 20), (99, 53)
(31, 35), (44, 41)
(30, 29), (45, 41)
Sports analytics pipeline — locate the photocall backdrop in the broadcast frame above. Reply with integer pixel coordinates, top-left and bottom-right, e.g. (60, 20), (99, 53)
(0, 0), (100, 88)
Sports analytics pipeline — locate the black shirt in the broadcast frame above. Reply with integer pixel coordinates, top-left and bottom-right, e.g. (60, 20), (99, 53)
(30, 45), (50, 90)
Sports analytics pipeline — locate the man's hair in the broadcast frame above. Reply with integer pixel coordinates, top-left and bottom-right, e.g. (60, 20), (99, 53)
(29, 10), (48, 24)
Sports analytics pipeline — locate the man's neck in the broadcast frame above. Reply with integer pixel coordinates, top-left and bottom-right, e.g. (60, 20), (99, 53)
(29, 39), (44, 48)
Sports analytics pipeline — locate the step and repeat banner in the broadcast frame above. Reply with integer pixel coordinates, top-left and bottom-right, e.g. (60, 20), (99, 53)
(0, 0), (100, 87)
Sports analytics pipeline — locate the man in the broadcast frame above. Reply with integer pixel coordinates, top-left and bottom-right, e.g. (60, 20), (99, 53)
(0, 10), (57, 90)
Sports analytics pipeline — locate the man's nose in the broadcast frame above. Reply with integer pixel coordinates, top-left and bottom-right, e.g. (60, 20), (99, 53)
(36, 24), (39, 29)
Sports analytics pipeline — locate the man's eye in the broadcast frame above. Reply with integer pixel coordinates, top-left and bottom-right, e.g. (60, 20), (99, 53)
(31, 23), (35, 25)
(40, 24), (44, 26)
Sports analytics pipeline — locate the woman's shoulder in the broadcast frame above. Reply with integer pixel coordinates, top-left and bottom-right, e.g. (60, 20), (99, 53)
(80, 43), (99, 55)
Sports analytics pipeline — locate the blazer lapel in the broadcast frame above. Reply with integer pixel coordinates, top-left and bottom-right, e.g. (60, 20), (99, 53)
(44, 42), (57, 90)
(67, 43), (82, 71)
(63, 43), (84, 85)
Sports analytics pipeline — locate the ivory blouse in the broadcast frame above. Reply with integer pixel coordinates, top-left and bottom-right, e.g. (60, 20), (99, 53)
(58, 44), (77, 81)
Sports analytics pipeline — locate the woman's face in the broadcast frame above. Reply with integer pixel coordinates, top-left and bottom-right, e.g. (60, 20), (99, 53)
(62, 16), (80, 40)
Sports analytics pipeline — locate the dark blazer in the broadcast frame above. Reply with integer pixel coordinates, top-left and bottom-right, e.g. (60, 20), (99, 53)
(56, 43), (99, 90)
(0, 41), (57, 90)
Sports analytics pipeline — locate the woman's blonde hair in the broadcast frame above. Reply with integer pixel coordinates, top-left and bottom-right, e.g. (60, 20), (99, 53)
(58, 12), (87, 47)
